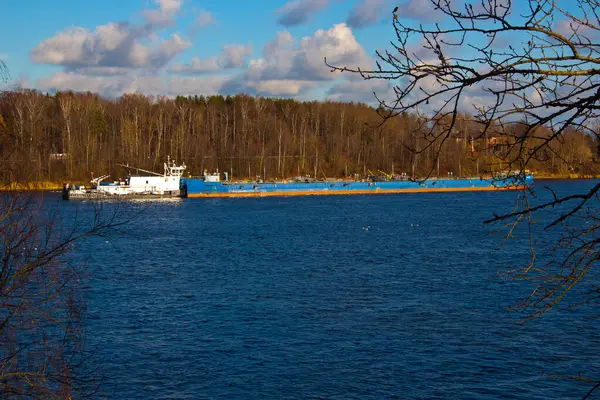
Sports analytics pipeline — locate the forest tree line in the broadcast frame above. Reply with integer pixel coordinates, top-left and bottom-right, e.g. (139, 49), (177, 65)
(0, 89), (598, 183)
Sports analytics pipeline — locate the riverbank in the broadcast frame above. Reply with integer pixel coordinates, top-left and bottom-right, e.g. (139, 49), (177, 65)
(533, 173), (600, 179)
(0, 182), (67, 191)
(1, 174), (597, 192)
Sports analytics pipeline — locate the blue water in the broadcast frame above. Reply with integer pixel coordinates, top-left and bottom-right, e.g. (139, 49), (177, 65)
(58, 180), (600, 399)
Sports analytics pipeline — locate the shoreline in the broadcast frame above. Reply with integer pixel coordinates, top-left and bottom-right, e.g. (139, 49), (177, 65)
(1, 174), (597, 192)
(0, 182), (70, 191)
(533, 174), (600, 180)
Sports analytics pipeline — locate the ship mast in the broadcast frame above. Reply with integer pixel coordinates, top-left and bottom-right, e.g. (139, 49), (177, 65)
(117, 163), (163, 176)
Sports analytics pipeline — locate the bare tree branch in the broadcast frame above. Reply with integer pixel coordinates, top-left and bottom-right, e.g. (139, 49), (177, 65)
(0, 59), (8, 83)
(328, 0), (600, 327)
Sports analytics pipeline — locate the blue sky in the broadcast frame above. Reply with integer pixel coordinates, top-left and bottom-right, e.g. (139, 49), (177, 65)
(0, 0), (583, 103)
(0, 0), (406, 102)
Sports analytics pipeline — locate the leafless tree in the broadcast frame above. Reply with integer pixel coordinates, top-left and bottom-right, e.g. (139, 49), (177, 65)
(0, 60), (8, 84)
(328, 0), (600, 394)
(0, 61), (130, 397)
(0, 192), (129, 399)
(329, 0), (600, 314)
(331, 0), (600, 164)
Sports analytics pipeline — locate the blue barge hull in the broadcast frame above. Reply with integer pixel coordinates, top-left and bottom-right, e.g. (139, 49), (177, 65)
(181, 175), (533, 198)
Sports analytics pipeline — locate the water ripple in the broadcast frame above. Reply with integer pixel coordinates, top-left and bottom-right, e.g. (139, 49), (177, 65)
(56, 181), (600, 399)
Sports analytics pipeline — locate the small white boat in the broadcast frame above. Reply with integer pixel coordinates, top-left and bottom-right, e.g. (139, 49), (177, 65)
(63, 157), (186, 200)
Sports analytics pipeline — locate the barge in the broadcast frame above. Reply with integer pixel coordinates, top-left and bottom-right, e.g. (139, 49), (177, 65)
(181, 171), (533, 198)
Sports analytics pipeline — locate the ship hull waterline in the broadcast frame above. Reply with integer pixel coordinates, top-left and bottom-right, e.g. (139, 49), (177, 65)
(185, 184), (529, 198)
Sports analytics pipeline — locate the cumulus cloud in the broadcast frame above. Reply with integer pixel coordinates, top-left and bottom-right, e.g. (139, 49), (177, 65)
(220, 75), (315, 97)
(252, 31), (297, 77)
(247, 80), (315, 96)
(149, 34), (192, 67)
(163, 75), (231, 96)
(216, 23), (372, 97)
(143, 0), (183, 26)
(30, 0), (203, 97)
(33, 18), (373, 100)
(396, 0), (440, 22)
(275, 0), (331, 26)
(187, 9), (216, 37)
(347, 0), (387, 29)
(64, 66), (133, 76)
(37, 70), (228, 98)
(171, 44), (252, 74)
(31, 23), (147, 68)
(221, 44), (253, 68)
(294, 23), (370, 79)
(264, 31), (295, 59)
(249, 23), (371, 83)
(327, 77), (392, 103)
(38, 71), (163, 97)
(555, 18), (599, 41)
(31, 22), (190, 70)
(219, 23), (373, 97)
(195, 10), (216, 28)
(172, 57), (220, 74)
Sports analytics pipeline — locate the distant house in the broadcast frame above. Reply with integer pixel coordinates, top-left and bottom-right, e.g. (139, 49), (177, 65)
(49, 153), (68, 161)
(486, 135), (509, 153)
(454, 130), (509, 155)
(453, 131), (477, 154)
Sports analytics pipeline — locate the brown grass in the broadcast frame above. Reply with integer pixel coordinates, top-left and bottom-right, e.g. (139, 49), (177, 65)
(0, 181), (69, 191)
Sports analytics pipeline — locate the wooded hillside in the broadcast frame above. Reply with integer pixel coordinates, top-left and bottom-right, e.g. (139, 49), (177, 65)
(0, 90), (597, 182)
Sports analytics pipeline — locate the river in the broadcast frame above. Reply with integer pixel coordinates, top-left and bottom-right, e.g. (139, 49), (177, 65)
(55, 179), (600, 399)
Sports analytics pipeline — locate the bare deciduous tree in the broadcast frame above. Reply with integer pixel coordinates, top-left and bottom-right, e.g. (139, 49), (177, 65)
(0, 62), (129, 397)
(0, 60), (8, 83)
(335, 2), (598, 161)
(328, 1), (600, 394)
(0, 192), (127, 398)
(329, 0), (600, 358)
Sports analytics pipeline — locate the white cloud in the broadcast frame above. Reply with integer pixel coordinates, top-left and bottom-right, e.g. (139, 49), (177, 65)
(246, 31), (297, 79)
(216, 23), (372, 97)
(555, 18), (599, 41)
(63, 66), (133, 76)
(33, 20), (376, 101)
(172, 57), (221, 74)
(275, 0), (331, 26)
(221, 44), (253, 68)
(296, 23), (370, 79)
(171, 44), (252, 74)
(247, 80), (315, 96)
(220, 23), (373, 97)
(247, 23), (371, 83)
(396, 0), (440, 22)
(164, 75), (231, 96)
(31, 26), (94, 66)
(150, 34), (192, 68)
(173, 22), (371, 96)
(27, 0), (253, 99)
(195, 10), (216, 28)
(264, 31), (296, 59)
(31, 23), (190, 70)
(38, 71), (156, 97)
(327, 78), (392, 103)
(37, 71), (228, 98)
(347, 0), (388, 29)
(143, 0), (183, 26)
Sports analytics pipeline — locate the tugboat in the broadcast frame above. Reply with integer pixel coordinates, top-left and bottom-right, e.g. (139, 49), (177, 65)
(63, 157), (186, 200)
